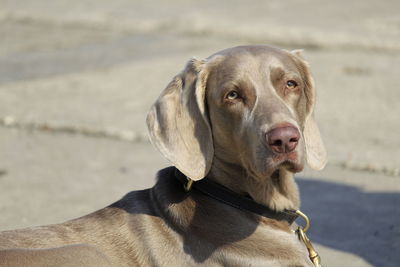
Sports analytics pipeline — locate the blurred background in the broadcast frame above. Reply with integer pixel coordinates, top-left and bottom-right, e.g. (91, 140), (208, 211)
(0, 0), (399, 266)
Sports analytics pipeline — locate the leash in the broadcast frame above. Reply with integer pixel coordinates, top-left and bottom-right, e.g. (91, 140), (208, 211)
(174, 168), (322, 266)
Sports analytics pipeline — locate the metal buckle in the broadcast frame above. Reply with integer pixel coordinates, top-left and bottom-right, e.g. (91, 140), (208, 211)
(295, 210), (322, 267)
(184, 177), (194, 192)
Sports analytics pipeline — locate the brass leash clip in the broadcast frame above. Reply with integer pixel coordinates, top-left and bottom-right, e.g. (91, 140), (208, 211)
(295, 210), (322, 267)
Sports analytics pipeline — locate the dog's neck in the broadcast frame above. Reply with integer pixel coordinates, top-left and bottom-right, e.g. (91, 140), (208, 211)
(152, 167), (295, 237)
(207, 156), (300, 211)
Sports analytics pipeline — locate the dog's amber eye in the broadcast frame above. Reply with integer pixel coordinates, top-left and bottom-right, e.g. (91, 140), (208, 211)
(286, 80), (298, 89)
(226, 91), (239, 100)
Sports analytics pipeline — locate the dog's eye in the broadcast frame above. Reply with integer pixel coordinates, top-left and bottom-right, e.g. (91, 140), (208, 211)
(226, 91), (239, 100)
(286, 80), (298, 89)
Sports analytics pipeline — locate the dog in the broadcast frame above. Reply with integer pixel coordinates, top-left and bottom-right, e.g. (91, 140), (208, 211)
(0, 45), (327, 266)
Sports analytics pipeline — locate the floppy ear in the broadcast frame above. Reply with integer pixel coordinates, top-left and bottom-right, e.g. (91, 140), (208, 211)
(291, 50), (327, 170)
(146, 58), (213, 180)
(303, 114), (327, 170)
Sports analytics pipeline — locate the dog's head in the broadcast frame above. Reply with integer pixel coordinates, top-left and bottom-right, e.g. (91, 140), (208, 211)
(147, 45), (327, 181)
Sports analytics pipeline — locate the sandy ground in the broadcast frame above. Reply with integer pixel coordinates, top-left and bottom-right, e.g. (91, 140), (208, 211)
(0, 0), (399, 266)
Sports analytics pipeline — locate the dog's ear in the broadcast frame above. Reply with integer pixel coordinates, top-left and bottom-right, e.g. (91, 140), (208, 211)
(146, 58), (213, 180)
(303, 114), (327, 170)
(291, 50), (327, 170)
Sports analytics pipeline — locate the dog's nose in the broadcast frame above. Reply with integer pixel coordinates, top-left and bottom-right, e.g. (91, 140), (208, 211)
(266, 126), (300, 153)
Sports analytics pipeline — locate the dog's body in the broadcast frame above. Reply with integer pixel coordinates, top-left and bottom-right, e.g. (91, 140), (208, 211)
(1, 168), (311, 266)
(0, 45), (326, 266)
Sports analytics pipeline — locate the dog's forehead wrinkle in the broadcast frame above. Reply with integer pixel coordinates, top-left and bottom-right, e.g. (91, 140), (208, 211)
(216, 56), (299, 95)
(213, 46), (301, 73)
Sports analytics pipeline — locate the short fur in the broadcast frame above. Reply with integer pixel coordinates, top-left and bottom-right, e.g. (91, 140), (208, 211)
(0, 45), (326, 266)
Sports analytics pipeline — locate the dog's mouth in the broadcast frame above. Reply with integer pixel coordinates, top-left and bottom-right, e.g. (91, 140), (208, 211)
(268, 152), (304, 174)
(277, 159), (304, 173)
(253, 146), (305, 177)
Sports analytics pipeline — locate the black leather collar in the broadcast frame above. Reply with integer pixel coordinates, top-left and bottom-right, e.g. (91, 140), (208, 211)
(174, 168), (299, 225)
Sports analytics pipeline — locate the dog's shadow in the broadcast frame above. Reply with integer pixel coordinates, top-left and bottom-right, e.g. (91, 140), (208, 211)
(297, 177), (400, 267)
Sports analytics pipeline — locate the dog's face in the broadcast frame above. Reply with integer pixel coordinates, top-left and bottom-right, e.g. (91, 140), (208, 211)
(206, 46), (311, 178)
(147, 45), (326, 181)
